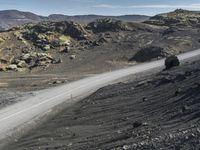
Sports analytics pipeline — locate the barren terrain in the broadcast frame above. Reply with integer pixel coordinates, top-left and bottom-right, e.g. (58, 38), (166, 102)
(1, 9), (200, 109)
(1, 9), (200, 149)
(3, 56), (200, 150)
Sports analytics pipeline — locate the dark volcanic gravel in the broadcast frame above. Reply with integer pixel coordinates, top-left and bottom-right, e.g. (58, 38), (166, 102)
(4, 60), (200, 150)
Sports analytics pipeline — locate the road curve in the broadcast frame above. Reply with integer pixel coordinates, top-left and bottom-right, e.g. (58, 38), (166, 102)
(0, 49), (200, 142)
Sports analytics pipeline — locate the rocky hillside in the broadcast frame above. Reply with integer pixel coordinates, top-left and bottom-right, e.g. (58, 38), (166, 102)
(145, 9), (200, 27)
(0, 9), (200, 73)
(0, 10), (150, 30)
(0, 19), (135, 72)
(0, 14), (200, 72)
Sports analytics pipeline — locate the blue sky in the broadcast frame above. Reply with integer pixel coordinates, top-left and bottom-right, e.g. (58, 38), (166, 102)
(0, 0), (200, 16)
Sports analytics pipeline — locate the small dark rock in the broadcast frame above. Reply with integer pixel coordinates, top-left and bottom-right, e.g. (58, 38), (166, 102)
(175, 88), (182, 96)
(157, 76), (172, 86)
(181, 105), (188, 113)
(132, 121), (143, 128)
(165, 55), (180, 70)
(92, 41), (100, 46)
(174, 74), (186, 82)
(52, 58), (62, 64)
(142, 97), (148, 102)
(70, 55), (76, 60)
(53, 80), (62, 84)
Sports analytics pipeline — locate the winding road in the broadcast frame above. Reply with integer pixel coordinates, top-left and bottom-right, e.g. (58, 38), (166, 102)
(0, 49), (200, 144)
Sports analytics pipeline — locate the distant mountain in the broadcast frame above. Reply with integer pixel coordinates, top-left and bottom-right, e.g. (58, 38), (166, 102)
(0, 10), (46, 30)
(48, 14), (150, 24)
(0, 10), (150, 30)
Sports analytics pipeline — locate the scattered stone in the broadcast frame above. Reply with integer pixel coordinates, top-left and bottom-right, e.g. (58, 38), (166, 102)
(43, 45), (51, 51)
(6, 64), (19, 71)
(0, 65), (6, 71)
(70, 55), (76, 60)
(52, 58), (62, 64)
(60, 46), (70, 53)
(174, 74), (187, 81)
(0, 58), (8, 64)
(0, 37), (4, 43)
(132, 121), (143, 128)
(175, 88), (182, 96)
(53, 80), (62, 84)
(157, 76), (172, 86)
(142, 97), (148, 102)
(123, 145), (130, 150)
(17, 60), (27, 68)
(92, 41), (101, 46)
(181, 105), (188, 113)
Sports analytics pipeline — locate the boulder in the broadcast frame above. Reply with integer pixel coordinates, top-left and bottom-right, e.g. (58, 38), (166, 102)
(129, 46), (166, 62)
(20, 52), (55, 70)
(165, 55), (180, 70)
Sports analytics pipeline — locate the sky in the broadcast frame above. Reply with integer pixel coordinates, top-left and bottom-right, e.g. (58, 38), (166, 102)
(0, 0), (200, 16)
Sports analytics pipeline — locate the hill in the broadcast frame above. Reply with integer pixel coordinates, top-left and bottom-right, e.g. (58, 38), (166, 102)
(145, 9), (200, 27)
(0, 10), (45, 30)
(0, 10), (150, 30)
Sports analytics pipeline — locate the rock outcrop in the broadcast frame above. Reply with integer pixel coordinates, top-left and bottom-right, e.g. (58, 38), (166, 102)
(0, 52), (56, 71)
(87, 18), (131, 33)
(129, 46), (167, 62)
(145, 9), (200, 27)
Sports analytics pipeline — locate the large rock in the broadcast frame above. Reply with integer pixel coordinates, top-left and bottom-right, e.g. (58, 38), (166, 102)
(87, 18), (131, 33)
(129, 46), (166, 62)
(23, 21), (89, 41)
(165, 55), (180, 70)
(18, 52), (55, 70)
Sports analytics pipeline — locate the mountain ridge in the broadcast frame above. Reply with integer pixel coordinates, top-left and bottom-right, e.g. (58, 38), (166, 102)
(0, 10), (150, 30)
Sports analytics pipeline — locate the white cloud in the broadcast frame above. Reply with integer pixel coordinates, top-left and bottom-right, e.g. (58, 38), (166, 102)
(93, 4), (121, 9)
(92, 3), (200, 9)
